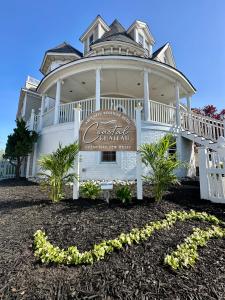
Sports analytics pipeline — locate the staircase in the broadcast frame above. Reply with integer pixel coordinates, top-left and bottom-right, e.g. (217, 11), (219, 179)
(180, 111), (224, 150)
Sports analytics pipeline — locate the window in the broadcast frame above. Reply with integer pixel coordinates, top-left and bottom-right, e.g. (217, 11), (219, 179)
(138, 33), (144, 46)
(89, 34), (94, 46)
(101, 151), (116, 162)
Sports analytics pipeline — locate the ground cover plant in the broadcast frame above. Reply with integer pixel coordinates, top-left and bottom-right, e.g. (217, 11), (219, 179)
(38, 143), (79, 202)
(34, 210), (225, 267)
(1, 179), (225, 299)
(140, 134), (183, 201)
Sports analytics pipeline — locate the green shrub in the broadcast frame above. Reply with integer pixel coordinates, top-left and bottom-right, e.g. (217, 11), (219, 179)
(116, 184), (132, 204)
(80, 181), (101, 200)
(38, 143), (79, 202)
(140, 134), (183, 201)
(34, 210), (225, 266)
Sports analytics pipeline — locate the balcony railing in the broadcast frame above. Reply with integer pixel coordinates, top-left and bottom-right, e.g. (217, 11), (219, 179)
(30, 97), (179, 130)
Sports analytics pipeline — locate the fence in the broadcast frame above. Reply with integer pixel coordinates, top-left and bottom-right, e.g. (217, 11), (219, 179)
(199, 147), (225, 203)
(0, 160), (16, 180)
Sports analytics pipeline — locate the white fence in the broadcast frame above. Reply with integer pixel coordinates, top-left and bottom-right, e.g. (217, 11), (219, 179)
(199, 148), (225, 203)
(0, 160), (16, 180)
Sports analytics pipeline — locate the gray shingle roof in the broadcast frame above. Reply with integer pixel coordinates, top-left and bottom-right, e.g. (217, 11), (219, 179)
(92, 19), (142, 48)
(46, 42), (83, 57)
(152, 43), (168, 59)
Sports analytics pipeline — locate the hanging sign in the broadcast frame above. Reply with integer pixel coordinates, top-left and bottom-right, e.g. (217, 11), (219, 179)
(79, 110), (137, 151)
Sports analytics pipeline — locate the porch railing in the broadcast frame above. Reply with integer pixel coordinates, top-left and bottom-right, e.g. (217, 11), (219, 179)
(149, 100), (176, 125)
(32, 97), (180, 130)
(43, 108), (55, 128)
(181, 111), (224, 142)
(100, 97), (144, 120)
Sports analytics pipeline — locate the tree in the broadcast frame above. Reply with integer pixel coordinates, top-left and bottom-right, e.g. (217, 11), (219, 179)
(38, 143), (79, 202)
(3, 119), (38, 179)
(140, 134), (183, 201)
(192, 104), (225, 120)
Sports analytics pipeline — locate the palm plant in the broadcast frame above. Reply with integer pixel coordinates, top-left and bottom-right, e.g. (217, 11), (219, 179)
(38, 143), (79, 202)
(140, 134), (183, 201)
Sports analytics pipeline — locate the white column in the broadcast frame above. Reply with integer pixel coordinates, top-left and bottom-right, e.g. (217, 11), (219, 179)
(39, 94), (46, 130)
(175, 82), (181, 128)
(186, 96), (191, 112)
(73, 107), (81, 200)
(29, 109), (35, 131)
(95, 68), (101, 111)
(26, 109), (34, 177)
(144, 69), (150, 121)
(32, 143), (38, 177)
(26, 155), (31, 178)
(22, 94), (27, 118)
(199, 147), (209, 200)
(54, 80), (62, 124)
(135, 104), (143, 200)
(186, 95), (192, 131)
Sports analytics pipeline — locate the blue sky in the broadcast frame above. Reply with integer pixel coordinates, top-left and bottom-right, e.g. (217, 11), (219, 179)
(0, 0), (225, 148)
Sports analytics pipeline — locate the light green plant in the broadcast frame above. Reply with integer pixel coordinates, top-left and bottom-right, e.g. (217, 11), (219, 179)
(164, 225), (225, 270)
(140, 134), (183, 201)
(38, 143), (79, 202)
(33, 210), (225, 266)
(79, 181), (101, 200)
(116, 184), (132, 204)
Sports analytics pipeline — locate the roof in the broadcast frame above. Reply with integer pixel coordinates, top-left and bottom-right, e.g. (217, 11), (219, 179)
(46, 42), (83, 57)
(92, 19), (142, 48)
(79, 15), (110, 41)
(152, 43), (168, 59)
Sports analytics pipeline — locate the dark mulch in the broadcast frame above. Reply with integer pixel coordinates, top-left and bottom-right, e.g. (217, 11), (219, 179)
(0, 179), (225, 300)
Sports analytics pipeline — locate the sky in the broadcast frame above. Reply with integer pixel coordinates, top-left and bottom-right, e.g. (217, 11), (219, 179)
(0, 0), (225, 148)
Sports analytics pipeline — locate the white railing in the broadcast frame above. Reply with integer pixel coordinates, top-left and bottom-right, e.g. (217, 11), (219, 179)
(149, 100), (176, 125)
(181, 111), (224, 142)
(43, 108), (55, 128)
(33, 97), (186, 130)
(0, 160), (15, 180)
(199, 148), (225, 203)
(100, 97), (144, 120)
(59, 98), (96, 124)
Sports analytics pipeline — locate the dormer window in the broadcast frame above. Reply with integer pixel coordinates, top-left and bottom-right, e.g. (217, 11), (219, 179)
(138, 33), (144, 46)
(89, 34), (94, 46)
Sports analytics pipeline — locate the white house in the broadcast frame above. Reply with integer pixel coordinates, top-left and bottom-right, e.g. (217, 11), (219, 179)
(16, 15), (224, 182)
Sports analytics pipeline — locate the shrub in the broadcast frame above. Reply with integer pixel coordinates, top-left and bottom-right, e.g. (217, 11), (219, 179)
(38, 143), (79, 202)
(140, 134), (183, 201)
(80, 181), (101, 200)
(116, 184), (132, 204)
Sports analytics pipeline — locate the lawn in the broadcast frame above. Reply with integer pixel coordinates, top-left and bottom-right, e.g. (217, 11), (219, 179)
(0, 180), (225, 299)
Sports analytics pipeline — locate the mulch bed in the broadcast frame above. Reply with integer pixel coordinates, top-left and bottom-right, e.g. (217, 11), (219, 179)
(0, 180), (225, 299)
